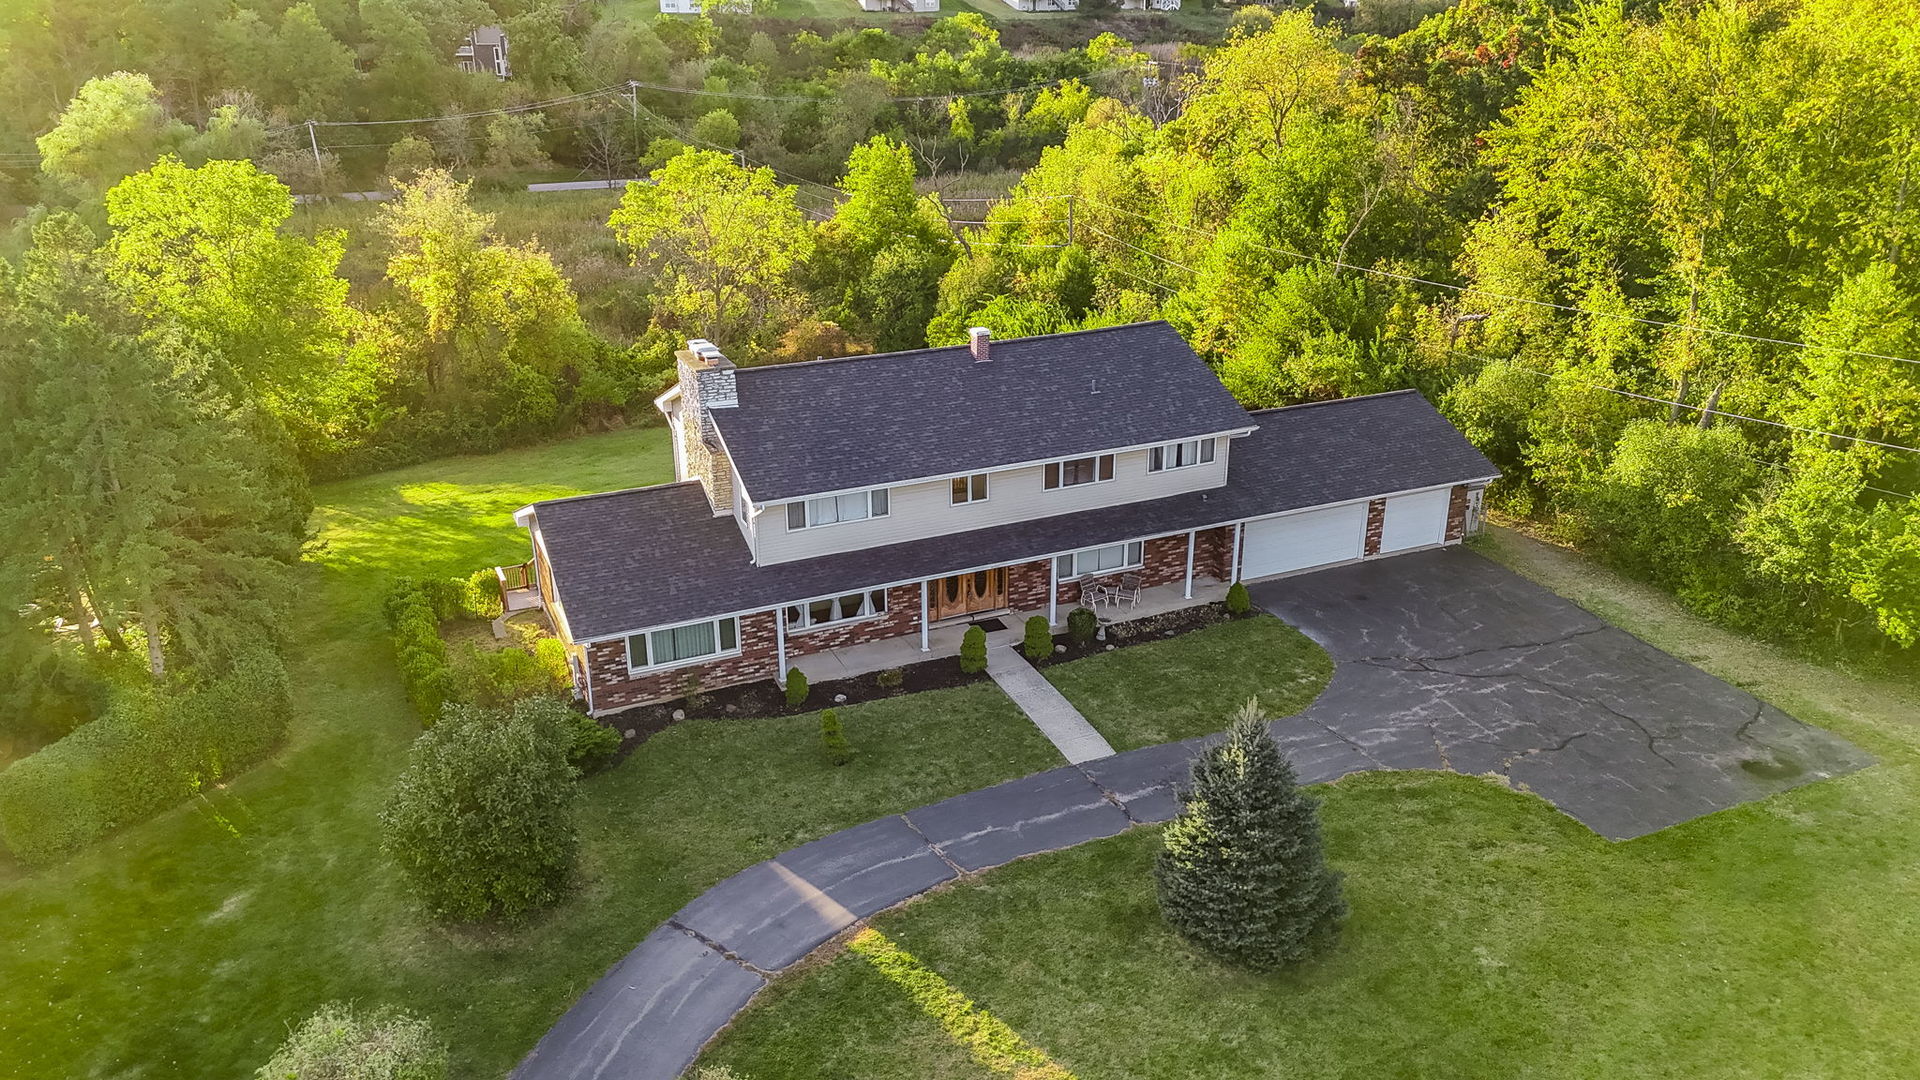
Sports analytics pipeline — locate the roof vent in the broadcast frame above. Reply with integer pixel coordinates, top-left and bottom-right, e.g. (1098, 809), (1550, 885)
(969, 326), (991, 363)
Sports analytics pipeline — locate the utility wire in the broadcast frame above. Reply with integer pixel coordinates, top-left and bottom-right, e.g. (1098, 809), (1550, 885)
(1079, 197), (1920, 370)
(621, 77), (1079, 104)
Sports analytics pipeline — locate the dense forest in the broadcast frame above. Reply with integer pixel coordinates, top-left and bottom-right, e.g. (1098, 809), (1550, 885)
(2, 0), (1917, 776)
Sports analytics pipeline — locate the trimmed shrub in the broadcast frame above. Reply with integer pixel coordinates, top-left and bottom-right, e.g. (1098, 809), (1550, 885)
(0, 649), (292, 864)
(1225, 581), (1251, 617)
(380, 699), (579, 922)
(1066, 606), (1099, 646)
(784, 666), (810, 708)
(1022, 615), (1053, 662)
(958, 626), (988, 674)
(820, 708), (851, 766)
(463, 568), (505, 619)
(452, 644), (568, 707)
(875, 667), (904, 689)
(257, 1001), (447, 1080)
(1155, 699), (1346, 970)
(517, 695), (620, 774)
(385, 583), (455, 724)
(532, 636), (571, 687)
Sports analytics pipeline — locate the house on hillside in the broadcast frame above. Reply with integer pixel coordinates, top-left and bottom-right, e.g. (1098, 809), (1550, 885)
(456, 27), (510, 78)
(508, 322), (1498, 714)
(659, 0), (753, 11)
(1001, 0), (1078, 9)
(858, 0), (941, 11)
(1120, 0), (1180, 9)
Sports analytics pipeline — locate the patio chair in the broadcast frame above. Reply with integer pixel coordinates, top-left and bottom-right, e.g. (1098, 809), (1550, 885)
(1112, 572), (1143, 609)
(1082, 578), (1117, 608)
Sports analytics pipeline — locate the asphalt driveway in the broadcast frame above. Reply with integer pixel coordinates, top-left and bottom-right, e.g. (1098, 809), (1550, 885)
(513, 546), (1873, 1080)
(1251, 546), (1873, 840)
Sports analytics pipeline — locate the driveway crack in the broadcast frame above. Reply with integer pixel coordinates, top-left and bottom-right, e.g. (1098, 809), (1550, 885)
(897, 814), (966, 877)
(666, 920), (774, 979)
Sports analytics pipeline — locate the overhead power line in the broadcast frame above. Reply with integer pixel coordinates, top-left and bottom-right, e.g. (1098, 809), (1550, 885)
(1077, 197), (1920, 370)
(620, 77), (1079, 105)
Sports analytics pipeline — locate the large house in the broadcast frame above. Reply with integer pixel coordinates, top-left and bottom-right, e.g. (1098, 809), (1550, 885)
(511, 322), (1498, 714)
(455, 27), (510, 78)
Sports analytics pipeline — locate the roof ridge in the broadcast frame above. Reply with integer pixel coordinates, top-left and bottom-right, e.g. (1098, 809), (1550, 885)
(732, 320), (1176, 377)
(1245, 389), (1421, 417)
(530, 478), (703, 510)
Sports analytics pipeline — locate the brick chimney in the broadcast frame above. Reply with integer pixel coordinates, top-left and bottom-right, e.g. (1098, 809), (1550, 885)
(969, 326), (991, 363)
(675, 338), (737, 516)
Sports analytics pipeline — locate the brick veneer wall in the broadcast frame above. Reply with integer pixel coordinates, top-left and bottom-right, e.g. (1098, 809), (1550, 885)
(1196, 525), (1232, 581)
(584, 610), (780, 713)
(782, 583), (923, 658)
(1364, 499), (1386, 556)
(1445, 484), (1470, 542)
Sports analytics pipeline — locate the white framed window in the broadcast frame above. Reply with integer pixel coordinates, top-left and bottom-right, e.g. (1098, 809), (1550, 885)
(1149, 438), (1216, 472)
(626, 616), (740, 673)
(1044, 454), (1116, 489)
(784, 589), (889, 631)
(786, 488), (889, 530)
(1055, 540), (1145, 580)
(950, 473), (989, 505)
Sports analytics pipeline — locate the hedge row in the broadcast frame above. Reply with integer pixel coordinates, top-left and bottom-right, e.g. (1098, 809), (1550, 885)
(384, 572), (505, 724)
(0, 649), (292, 865)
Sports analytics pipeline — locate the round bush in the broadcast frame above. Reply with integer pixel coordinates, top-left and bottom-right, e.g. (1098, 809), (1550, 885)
(958, 625), (988, 675)
(380, 701), (580, 923)
(1066, 606), (1099, 646)
(256, 1001), (446, 1080)
(1225, 581), (1251, 617)
(1021, 615), (1052, 662)
(784, 666), (810, 708)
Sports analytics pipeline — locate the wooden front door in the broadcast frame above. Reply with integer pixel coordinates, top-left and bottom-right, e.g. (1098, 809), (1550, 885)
(930, 568), (1007, 622)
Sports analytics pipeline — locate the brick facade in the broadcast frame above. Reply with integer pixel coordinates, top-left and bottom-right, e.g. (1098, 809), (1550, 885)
(1364, 498), (1386, 556)
(583, 610), (781, 714)
(1445, 484), (1470, 542)
(782, 583), (923, 658)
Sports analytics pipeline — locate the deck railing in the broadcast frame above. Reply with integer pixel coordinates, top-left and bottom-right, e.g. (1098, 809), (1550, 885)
(496, 559), (538, 611)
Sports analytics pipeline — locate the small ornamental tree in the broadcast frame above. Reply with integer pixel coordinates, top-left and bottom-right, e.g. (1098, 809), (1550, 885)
(1155, 699), (1346, 971)
(1225, 581), (1251, 617)
(1022, 615), (1053, 661)
(958, 625), (988, 674)
(785, 666), (810, 708)
(1066, 606), (1099, 646)
(257, 1001), (447, 1080)
(820, 708), (851, 766)
(380, 700), (580, 923)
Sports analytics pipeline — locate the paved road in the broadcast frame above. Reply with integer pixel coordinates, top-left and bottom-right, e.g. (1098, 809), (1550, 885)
(511, 547), (1872, 1080)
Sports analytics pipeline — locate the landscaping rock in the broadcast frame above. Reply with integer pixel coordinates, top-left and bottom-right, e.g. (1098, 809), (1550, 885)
(624, 729), (636, 739)
(671, 709), (685, 721)
(833, 693), (848, 704)
(1054, 644), (1066, 654)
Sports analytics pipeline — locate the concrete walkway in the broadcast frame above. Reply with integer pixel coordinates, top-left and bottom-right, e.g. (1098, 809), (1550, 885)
(985, 645), (1116, 764)
(511, 548), (1873, 1080)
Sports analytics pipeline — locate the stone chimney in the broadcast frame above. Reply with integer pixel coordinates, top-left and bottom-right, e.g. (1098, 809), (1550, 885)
(969, 326), (991, 363)
(675, 338), (738, 516)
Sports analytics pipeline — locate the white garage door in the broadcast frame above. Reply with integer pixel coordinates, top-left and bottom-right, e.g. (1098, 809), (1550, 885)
(1380, 489), (1451, 553)
(1241, 503), (1368, 580)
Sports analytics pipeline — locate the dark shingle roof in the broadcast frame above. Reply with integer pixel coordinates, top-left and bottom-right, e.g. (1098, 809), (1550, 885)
(710, 321), (1254, 503)
(535, 390), (1498, 640)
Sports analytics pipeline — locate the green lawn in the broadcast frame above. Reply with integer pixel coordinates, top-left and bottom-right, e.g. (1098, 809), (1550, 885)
(1044, 615), (1333, 751)
(0, 426), (1061, 1080)
(702, 529), (1920, 1079)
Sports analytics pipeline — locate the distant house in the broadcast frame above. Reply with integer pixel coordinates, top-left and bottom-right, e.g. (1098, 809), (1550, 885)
(857, 0), (941, 10)
(1001, 0), (1078, 9)
(1120, 0), (1180, 8)
(659, 0), (753, 11)
(456, 26), (510, 78)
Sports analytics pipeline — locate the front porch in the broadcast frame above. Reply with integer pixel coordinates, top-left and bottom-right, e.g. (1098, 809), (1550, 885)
(789, 575), (1230, 685)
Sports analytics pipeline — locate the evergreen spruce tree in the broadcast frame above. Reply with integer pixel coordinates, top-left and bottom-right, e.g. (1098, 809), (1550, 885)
(1155, 699), (1346, 971)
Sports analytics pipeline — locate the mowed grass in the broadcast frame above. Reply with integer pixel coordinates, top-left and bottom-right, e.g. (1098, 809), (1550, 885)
(703, 529), (1920, 1079)
(1045, 615), (1333, 750)
(0, 425), (1061, 1080)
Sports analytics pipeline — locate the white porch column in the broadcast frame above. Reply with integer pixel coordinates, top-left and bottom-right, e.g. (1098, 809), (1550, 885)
(1231, 522), (1244, 582)
(1047, 556), (1059, 626)
(919, 580), (930, 652)
(774, 606), (788, 682)
(1183, 530), (1196, 599)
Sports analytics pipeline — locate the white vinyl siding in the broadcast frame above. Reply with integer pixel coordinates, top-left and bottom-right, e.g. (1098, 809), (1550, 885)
(1241, 504), (1368, 580)
(626, 616), (740, 673)
(752, 443), (1233, 566)
(785, 589), (889, 631)
(787, 488), (889, 530)
(1055, 540), (1145, 580)
(1379, 489), (1450, 552)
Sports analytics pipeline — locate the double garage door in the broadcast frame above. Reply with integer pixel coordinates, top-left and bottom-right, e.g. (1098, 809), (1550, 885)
(1240, 489), (1452, 581)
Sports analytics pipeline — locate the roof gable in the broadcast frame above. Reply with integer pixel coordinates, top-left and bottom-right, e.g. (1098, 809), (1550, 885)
(711, 321), (1253, 503)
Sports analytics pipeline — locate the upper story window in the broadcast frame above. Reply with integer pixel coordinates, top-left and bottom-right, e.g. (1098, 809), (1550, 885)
(1055, 540), (1145, 580)
(1149, 438), (1216, 472)
(1044, 454), (1115, 490)
(785, 589), (889, 631)
(627, 616), (740, 674)
(786, 488), (888, 530)
(951, 473), (989, 505)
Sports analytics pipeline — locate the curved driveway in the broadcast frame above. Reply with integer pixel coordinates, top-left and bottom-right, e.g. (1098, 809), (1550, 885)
(511, 548), (1871, 1080)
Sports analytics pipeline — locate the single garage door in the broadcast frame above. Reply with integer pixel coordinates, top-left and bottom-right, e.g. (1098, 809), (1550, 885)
(1379, 489), (1451, 553)
(1241, 502), (1368, 580)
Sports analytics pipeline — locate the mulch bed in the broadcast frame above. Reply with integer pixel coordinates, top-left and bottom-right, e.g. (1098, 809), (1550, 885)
(597, 602), (1246, 757)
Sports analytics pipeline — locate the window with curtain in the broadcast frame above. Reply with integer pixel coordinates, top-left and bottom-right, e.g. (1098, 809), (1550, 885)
(784, 589), (889, 630)
(1054, 540), (1146, 579)
(1044, 454), (1116, 489)
(1148, 438), (1216, 472)
(627, 616), (740, 671)
(950, 473), (989, 504)
(786, 488), (889, 529)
